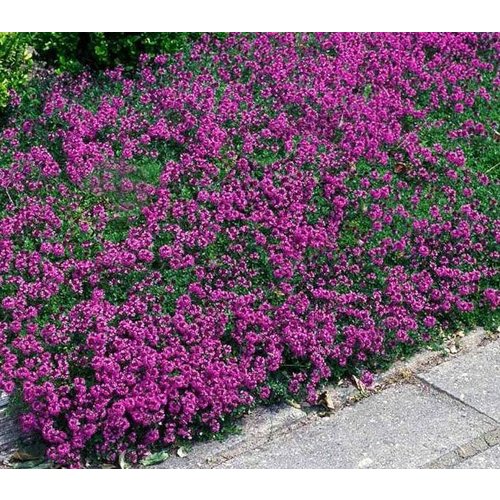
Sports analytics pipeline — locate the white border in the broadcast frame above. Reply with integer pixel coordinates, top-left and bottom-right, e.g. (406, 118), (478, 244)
(0, 468), (498, 499)
(0, 1), (499, 31)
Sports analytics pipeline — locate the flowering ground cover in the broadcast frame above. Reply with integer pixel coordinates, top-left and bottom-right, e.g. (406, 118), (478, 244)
(0, 33), (499, 467)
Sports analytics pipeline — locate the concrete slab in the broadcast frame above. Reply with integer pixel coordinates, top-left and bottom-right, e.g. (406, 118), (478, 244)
(218, 384), (496, 468)
(419, 339), (500, 421)
(457, 445), (500, 469)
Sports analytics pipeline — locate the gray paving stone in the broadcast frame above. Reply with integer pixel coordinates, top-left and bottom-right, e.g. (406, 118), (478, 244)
(457, 445), (500, 469)
(218, 384), (496, 468)
(419, 339), (500, 421)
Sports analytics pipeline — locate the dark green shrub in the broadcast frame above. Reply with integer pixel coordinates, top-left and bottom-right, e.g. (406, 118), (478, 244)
(25, 32), (203, 73)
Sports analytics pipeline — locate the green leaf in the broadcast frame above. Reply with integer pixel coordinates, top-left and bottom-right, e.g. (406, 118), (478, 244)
(140, 450), (170, 467)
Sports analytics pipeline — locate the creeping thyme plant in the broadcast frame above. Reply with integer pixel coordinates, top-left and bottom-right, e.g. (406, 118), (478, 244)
(0, 33), (498, 466)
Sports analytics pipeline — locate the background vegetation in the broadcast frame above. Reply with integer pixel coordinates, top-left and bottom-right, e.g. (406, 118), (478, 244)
(0, 32), (204, 111)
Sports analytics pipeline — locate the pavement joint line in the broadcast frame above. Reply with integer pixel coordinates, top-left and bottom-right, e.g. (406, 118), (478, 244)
(415, 374), (500, 425)
(421, 429), (500, 469)
(414, 338), (500, 426)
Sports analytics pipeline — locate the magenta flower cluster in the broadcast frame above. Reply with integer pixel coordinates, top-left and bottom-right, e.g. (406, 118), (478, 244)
(0, 33), (499, 466)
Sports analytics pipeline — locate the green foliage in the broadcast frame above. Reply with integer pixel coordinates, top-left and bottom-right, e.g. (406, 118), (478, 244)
(0, 32), (32, 108)
(25, 32), (204, 73)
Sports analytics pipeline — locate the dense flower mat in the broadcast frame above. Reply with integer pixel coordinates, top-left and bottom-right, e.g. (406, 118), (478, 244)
(0, 33), (499, 466)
